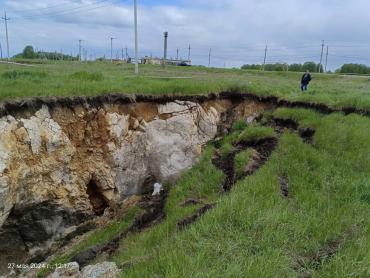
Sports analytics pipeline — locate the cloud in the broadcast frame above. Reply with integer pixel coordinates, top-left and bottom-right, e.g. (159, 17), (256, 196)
(1, 0), (370, 69)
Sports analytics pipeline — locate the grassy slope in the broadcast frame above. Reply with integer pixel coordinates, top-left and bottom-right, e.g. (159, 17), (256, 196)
(107, 109), (370, 277)
(1, 60), (370, 109)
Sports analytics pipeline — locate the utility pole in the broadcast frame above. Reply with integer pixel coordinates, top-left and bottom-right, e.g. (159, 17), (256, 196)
(262, 45), (267, 71)
(78, 40), (83, 61)
(176, 48), (179, 60)
(125, 46), (128, 60)
(208, 48), (211, 67)
(0, 42), (2, 59)
(188, 44), (191, 63)
(319, 40), (325, 73)
(134, 0), (139, 74)
(110, 37), (116, 63)
(2, 11), (10, 60)
(163, 31), (168, 67)
(325, 45), (329, 73)
(121, 48), (124, 60)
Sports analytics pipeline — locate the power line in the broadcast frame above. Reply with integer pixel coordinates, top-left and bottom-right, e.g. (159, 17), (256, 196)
(262, 45), (267, 71)
(15, 1), (85, 14)
(188, 44), (191, 62)
(319, 40), (325, 73)
(79, 39), (83, 61)
(134, 0), (139, 74)
(208, 48), (212, 67)
(17, 0), (116, 20)
(325, 45), (329, 72)
(23, 0), (110, 18)
(2, 11), (10, 60)
(110, 37), (116, 62)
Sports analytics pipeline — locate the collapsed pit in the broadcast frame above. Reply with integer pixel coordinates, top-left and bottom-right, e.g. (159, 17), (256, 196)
(0, 94), (276, 274)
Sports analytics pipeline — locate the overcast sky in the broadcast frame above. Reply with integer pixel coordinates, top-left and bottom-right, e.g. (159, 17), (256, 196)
(1, 0), (370, 70)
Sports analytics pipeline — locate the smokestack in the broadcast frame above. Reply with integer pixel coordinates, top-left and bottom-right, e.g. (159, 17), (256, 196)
(163, 31), (168, 67)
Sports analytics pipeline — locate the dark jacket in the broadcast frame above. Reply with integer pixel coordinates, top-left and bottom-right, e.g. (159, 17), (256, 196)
(301, 73), (312, 85)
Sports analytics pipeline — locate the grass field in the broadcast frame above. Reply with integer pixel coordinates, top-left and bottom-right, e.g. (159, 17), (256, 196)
(1, 60), (370, 110)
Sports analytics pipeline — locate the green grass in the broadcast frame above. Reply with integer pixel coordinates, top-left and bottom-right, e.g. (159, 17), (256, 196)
(69, 70), (104, 81)
(2, 60), (370, 110)
(238, 125), (275, 142)
(232, 119), (248, 132)
(234, 149), (255, 177)
(104, 108), (370, 278)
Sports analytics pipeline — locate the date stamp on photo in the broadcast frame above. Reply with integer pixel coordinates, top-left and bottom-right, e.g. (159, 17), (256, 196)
(8, 262), (75, 270)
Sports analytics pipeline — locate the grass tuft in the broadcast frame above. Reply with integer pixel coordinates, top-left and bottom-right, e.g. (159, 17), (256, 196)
(238, 126), (275, 142)
(234, 148), (254, 177)
(232, 120), (248, 132)
(2, 70), (48, 79)
(70, 71), (104, 81)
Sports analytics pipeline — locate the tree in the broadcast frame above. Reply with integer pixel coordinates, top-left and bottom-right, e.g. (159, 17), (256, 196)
(339, 64), (370, 74)
(302, 62), (317, 72)
(22, 45), (36, 59)
(289, 63), (302, 72)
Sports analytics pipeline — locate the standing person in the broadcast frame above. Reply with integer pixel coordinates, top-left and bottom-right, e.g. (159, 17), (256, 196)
(301, 70), (312, 91)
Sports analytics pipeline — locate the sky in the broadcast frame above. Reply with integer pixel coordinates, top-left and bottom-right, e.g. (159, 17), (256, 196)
(1, 0), (370, 70)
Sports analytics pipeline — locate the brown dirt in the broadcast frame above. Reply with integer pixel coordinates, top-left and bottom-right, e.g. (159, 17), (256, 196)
(213, 137), (278, 192)
(212, 151), (237, 192)
(180, 199), (202, 207)
(177, 204), (216, 231)
(279, 176), (289, 198)
(4, 91), (369, 121)
(273, 117), (315, 144)
(299, 127), (316, 144)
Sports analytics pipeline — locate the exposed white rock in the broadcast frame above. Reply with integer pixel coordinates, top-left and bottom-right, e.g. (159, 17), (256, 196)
(81, 262), (119, 278)
(105, 113), (130, 140)
(21, 105), (70, 154)
(152, 182), (162, 196)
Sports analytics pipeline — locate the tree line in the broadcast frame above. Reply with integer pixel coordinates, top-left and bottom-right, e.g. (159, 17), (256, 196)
(241, 62), (324, 73)
(13, 45), (79, 61)
(335, 64), (370, 74)
(242, 61), (370, 75)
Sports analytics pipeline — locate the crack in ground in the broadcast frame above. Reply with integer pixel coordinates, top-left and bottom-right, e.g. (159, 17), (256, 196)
(71, 189), (169, 268)
(213, 137), (279, 192)
(294, 225), (359, 278)
(176, 204), (216, 231)
(273, 117), (316, 144)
